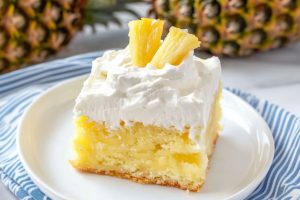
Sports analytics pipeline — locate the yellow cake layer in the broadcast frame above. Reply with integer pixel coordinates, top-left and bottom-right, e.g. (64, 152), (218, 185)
(70, 87), (222, 191)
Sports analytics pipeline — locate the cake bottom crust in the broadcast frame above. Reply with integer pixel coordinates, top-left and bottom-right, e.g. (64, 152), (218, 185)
(70, 133), (219, 192)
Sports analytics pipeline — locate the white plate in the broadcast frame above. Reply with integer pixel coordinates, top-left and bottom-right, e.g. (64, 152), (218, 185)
(17, 75), (274, 200)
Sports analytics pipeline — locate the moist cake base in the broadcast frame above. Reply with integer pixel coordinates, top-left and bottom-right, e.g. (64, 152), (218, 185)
(71, 88), (222, 192)
(70, 134), (219, 192)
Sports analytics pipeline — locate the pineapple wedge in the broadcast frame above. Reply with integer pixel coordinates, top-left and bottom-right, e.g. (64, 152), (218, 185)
(129, 18), (164, 67)
(151, 27), (200, 68)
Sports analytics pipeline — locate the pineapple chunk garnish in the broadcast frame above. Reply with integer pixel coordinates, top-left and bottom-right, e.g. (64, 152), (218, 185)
(151, 27), (200, 68)
(129, 18), (164, 67)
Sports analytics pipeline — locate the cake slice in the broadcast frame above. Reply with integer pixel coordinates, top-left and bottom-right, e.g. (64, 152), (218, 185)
(70, 18), (222, 192)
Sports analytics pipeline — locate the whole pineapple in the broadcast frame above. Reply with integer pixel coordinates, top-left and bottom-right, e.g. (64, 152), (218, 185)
(151, 0), (300, 56)
(0, 0), (139, 73)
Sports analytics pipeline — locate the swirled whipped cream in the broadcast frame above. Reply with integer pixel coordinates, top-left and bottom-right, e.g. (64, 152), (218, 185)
(74, 48), (221, 137)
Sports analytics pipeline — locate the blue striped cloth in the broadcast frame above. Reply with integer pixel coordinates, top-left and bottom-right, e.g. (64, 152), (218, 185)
(0, 52), (299, 200)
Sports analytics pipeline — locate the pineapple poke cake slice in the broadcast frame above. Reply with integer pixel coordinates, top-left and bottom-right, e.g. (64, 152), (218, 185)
(70, 18), (222, 192)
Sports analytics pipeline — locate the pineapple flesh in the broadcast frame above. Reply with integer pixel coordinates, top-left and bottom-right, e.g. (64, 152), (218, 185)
(151, 27), (200, 68)
(152, 0), (300, 56)
(129, 18), (164, 67)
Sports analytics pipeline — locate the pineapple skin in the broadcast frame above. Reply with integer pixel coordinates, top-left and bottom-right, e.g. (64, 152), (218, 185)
(0, 0), (86, 73)
(152, 0), (300, 56)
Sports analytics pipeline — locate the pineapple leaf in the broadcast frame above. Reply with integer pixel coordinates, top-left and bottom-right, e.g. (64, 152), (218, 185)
(84, 0), (141, 26)
(107, 6), (140, 18)
(85, 9), (122, 26)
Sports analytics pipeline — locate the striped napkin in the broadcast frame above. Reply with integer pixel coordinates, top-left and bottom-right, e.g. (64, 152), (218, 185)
(0, 52), (299, 200)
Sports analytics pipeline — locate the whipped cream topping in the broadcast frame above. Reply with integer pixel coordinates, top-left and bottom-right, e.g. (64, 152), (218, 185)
(74, 48), (221, 139)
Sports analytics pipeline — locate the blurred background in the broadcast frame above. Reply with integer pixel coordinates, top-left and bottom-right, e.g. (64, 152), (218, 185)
(0, 0), (300, 198)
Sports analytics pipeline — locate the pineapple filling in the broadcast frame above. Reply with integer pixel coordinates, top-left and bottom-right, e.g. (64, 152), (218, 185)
(71, 88), (222, 186)
(72, 116), (205, 183)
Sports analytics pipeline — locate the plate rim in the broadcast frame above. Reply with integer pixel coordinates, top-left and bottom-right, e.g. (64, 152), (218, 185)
(17, 75), (275, 200)
(16, 75), (89, 200)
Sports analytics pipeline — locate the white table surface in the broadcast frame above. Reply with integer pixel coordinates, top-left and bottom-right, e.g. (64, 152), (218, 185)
(1, 3), (300, 200)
